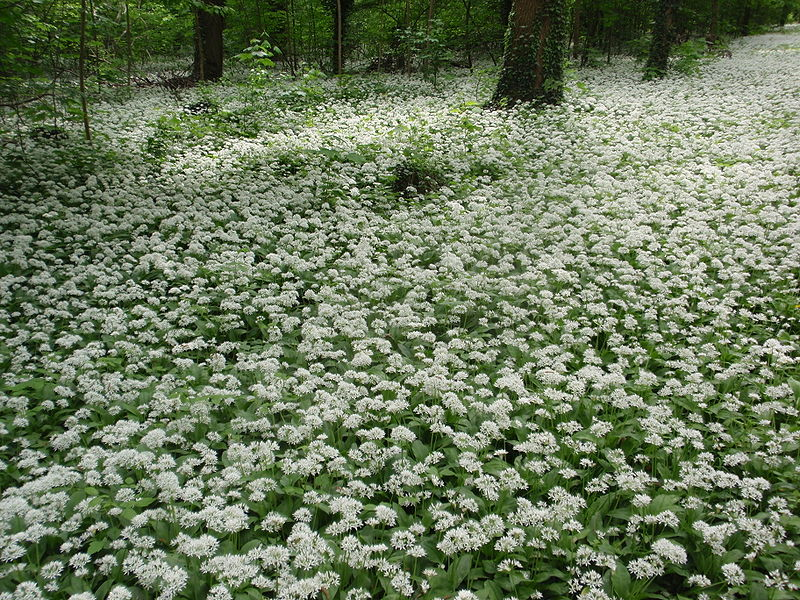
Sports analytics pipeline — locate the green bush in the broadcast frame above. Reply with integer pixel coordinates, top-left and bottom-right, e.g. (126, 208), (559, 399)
(672, 39), (708, 76)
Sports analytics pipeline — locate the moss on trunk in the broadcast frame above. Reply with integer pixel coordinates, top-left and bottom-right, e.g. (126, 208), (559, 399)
(644, 0), (677, 80)
(492, 0), (568, 106)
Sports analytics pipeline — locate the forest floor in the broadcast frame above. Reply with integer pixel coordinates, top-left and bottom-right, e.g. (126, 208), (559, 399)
(0, 27), (799, 600)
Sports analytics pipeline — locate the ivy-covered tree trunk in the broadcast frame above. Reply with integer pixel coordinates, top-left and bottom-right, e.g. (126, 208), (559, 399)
(492, 0), (568, 106)
(193, 0), (225, 81)
(644, 0), (677, 79)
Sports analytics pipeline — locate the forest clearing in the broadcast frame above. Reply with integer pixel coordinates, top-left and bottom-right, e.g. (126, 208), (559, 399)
(0, 16), (799, 600)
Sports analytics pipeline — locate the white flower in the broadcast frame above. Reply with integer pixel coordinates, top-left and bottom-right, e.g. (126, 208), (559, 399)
(174, 533), (220, 558)
(107, 587), (132, 600)
(207, 585), (233, 600)
(261, 512), (289, 532)
(721, 563), (746, 586)
(390, 425), (416, 443)
(628, 556), (664, 579)
(651, 539), (687, 564)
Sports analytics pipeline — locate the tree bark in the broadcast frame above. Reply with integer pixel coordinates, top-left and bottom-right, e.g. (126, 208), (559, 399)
(709, 0), (719, 42)
(463, 0), (473, 68)
(644, 0), (677, 80)
(570, 4), (581, 59)
(328, 0), (353, 73)
(739, 0), (752, 36)
(423, 0), (435, 76)
(492, 0), (568, 106)
(779, 1), (790, 26)
(79, 0), (91, 140)
(125, 0), (133, 88)
(193, 0), (225, 81)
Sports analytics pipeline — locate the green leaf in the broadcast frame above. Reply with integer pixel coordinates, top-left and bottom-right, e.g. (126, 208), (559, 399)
(87, 539), (106, 555)
(427, 573), (451, 596)
(611, 563), (631, 598)
(120, 508), (137, 522)
(647, 494), (680, 514)
(477, 580), (502, 600)
(750, 582), (768, 600)
(344, 152), (367, 164)
(95, 579), (114, 600)
(451, 554), (472, 588)
(411, 440), (429, 461)
(133, 497), (156, 507)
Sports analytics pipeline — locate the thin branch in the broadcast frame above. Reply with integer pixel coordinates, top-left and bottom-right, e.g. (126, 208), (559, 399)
(0, 93), (51, 109)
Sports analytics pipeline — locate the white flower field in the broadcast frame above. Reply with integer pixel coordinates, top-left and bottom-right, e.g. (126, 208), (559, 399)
(0, 28), (798, 600)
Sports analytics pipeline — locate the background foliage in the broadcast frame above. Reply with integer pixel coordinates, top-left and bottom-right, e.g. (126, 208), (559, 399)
(1, 0), (798, 130)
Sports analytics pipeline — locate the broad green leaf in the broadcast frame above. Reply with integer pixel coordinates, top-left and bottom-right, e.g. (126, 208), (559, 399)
(750, 582), (768, 600)
(611, 563), (631, 598)
(451, 554), (472, 588)
(87, 539), (106, 555)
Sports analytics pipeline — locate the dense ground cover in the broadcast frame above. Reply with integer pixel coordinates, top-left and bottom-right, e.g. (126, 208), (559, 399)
(0, 28), (799, 600)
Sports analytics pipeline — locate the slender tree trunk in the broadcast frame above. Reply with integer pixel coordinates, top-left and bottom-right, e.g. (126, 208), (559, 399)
(779, 1), (790, 26)
(581, 5), (600, 65)
(193, 0), (225, 81)
(570, 4), (581, 59)
(125, 0), (133, 88)
(88, 0), (99, 91)
(309, 0), (321, 68)
(336, 0), (343, 72)
(328, 0), (352, 73)
(79, 0), (91, 140)
(423, 0), (435, 77)
(289, 0), (298, 75)
(709, 0), (719, 41)
(492, 0), (568, 106)
(739, 0), (752, 35)
(403, 0), (411, 74)
(644, 0), (677, 79)
(463, 0), (473, 68)
(263, 0), (289, 64)
(194, 10), (205, 81)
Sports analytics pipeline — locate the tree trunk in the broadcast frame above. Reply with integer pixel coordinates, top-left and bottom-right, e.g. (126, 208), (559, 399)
(644, 0), (676, 80)
(329, 0), (353, 73)
(500, 0), (513, 33)
(709, 0), (719, 42)
(79, 0), (92, 140)
(423, 0), (435, 77)
(335, 0), (343, 72)
(739, 0), (752, 36)
(463, 0), (473, 68)
(570, 4), (581, 60)
(288, 0), (298, 75)
(193, 0), (225, 81)
(779, 1), (790, 26)
(125, 0), (133, 89)
(492, 0), (568, 106)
